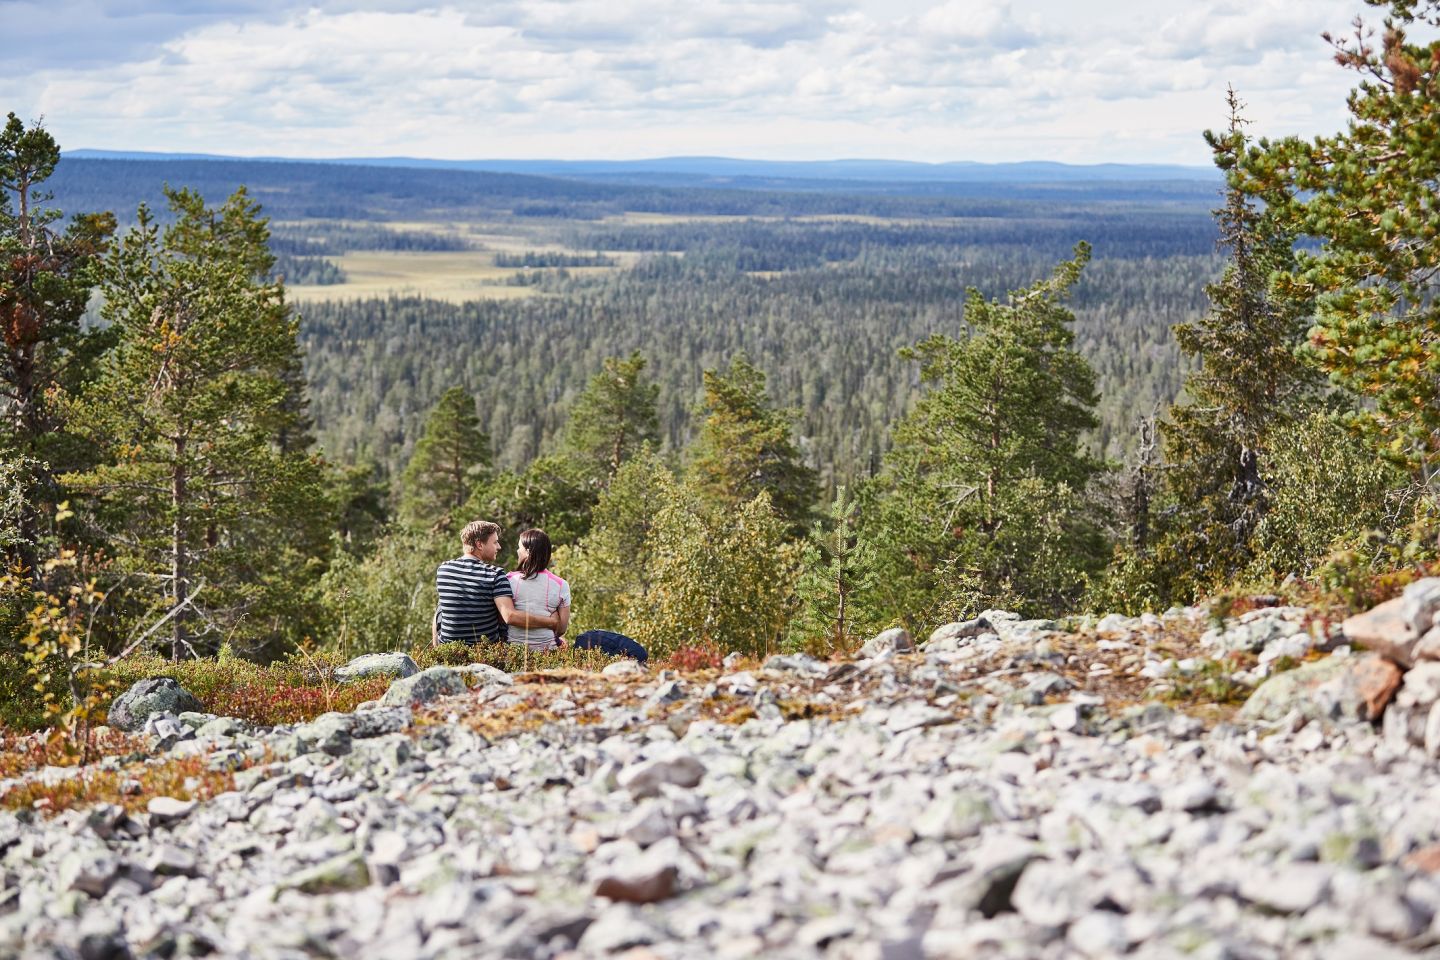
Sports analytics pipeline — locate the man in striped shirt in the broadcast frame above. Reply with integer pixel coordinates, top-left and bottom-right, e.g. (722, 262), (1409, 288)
(434, 521), (562, 645)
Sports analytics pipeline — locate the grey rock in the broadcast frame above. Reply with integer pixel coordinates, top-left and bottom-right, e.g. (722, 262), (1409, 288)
(762, 653), (829, 678)
(379, 666), (466, 708)
(1012, 860), (1101, 926)
(1238, 863), (1332, 914)
(859, 627), (914, 658)
(927, 617), (993, 649)
(1239, 653), (1376, 726)
(1068, 911), (1128, 957)
(616, 749), (705, 798)
(1402, 578), (1440, 636)
(602, 659), (646, 679)
(146, 796), (196, 825)
(281, 850), (371, 894)
(334, 651), (419, 682)
(107, 678), (204, 732)
(453, 662), (513, 685)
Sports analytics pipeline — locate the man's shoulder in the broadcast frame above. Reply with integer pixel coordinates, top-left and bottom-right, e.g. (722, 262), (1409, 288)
(438, 557), (503, 577)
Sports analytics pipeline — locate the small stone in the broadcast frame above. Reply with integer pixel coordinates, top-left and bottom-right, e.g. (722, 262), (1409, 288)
(1068, 911), (1128, 957)
(1050, 704), (1082, 732)
(1012, 860), (1101, 926)
(762, 653), (829, 677)
(453, 662), (514, 685)
(616, 750), (705, 798)
(603, 659), (647, 679)
(147, 796), (196, 824)
(620, 802), (674, 847)
(594, 863), (678, 904)
(1163, 778), (1218, 812)
(281, 851), (371, 895)
(147, 844), (199, 877)
(1239, 863), (1332, 914)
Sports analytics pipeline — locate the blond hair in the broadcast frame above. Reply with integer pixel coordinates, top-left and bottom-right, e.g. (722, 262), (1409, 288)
(460, 520), (501, 549)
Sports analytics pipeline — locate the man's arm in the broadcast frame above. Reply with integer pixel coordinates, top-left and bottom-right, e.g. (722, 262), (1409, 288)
(495, 596), (560, 631)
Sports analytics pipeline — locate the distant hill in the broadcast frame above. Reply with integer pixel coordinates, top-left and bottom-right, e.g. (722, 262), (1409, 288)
(65, 150), (1215, 186)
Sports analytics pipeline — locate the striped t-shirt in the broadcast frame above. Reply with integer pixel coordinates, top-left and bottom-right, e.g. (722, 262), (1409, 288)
(435, 556), (513, 644)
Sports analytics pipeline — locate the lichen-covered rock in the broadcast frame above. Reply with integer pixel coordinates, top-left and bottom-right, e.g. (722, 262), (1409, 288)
(107, 678), (204, 732)
(857, 627), (913, 658)
(379, 666), (466, 708)
(1239, 653), (1391, 725)
(453, 662), (514, 686)
(334, 652), (419, 683)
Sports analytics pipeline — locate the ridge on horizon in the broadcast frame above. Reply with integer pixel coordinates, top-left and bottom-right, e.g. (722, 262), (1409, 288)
(63, 149), (1218, 183)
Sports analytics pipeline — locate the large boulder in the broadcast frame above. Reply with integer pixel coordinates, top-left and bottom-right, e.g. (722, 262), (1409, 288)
(379, 666), (466, 709)
(1238, 653), (1398, 726)
(1343, 578), (1440, 667)
(334, 652), (419, 683)
(107, 678), (204, 732)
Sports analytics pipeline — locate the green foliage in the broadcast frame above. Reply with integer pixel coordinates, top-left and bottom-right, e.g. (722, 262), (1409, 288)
(867, 245), (1108, 627)
(688, 353), (819, 537)
(1242, 3), (1440, 482)
(319, 525), (447, 659)
(468, 454), (595, 553)
(0, 113), (116, 577)
(1144, 94), (1323, 603)
(1249, 406), (1412, 582)
(561, 351), (660, 484)
(623, 477), (800, 660)
(397, 386), (490, 530)
(559, 447), (671, 634)
(786, 487), (879, 655)
(64, 186), (332, 660)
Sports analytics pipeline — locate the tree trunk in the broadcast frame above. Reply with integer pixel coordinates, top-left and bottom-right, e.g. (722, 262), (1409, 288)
(171, 438), (188, 662)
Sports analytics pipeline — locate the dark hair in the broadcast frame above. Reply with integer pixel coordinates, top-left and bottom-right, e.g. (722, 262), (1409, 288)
(517, 528), (552, 579)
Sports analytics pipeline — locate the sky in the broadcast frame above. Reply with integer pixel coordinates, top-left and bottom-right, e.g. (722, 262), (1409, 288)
(0, 0), (1390, 164)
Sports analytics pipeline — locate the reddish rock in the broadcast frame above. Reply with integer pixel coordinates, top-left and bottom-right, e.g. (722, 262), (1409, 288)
(595, 864), (678, 904)
(1404, 844), (1440, 874)
(1352, 655), (1404, 721)
(1343, 598), (1420, 667)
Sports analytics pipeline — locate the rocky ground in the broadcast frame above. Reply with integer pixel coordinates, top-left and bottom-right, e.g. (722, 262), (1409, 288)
(6, 592), (1440, 959)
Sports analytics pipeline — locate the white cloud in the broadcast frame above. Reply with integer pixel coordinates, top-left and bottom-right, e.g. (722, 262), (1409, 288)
(0, 0), (1393, 163)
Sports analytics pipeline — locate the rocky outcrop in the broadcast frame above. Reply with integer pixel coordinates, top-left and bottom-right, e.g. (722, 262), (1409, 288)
(378, 666), (467, 709)
(106, 678), (204, 732)
(333, 652), (419, 683)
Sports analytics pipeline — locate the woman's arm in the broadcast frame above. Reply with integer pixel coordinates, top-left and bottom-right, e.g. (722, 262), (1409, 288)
(495, 596), (560, 631)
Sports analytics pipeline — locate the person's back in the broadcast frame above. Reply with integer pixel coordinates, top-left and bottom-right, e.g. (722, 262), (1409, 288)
(506, 528), (570, 651)
(506, 569), (570, 650)
(435, 545), (511, 645)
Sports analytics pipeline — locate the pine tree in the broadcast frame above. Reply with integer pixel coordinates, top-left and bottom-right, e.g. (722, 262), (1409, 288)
(0, 113), (115, 577)
(561, 351), (660, 483)
(1149, 91), (1321, 600)
(397, 386), (490, 530)
(1244, 2), (1440, 490)
(66, 187), (329, 659)
(869, 244), (1106, 623)
(688, 353), (818, 537)
(786, 486), (878, 655)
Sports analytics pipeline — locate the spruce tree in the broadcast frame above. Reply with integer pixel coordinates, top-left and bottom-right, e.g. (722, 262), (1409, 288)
(67, 187), (329, 659)
(869, 244), (1106, 623)
(688, 353), (818, 537)
(0, 113), (115, 576)
(1149, 91), (1321, 600)
(561, 351), (660, 483)
(786, 486), (878, 655)
(397, 386), (490, 529)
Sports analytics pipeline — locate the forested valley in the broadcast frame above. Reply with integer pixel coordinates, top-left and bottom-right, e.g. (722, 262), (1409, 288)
(3, 2), (1439, 741)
